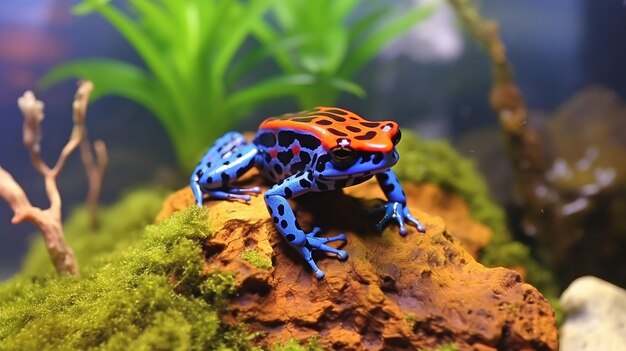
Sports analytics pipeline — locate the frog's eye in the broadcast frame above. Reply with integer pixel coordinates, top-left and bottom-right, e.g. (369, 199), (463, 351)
(330, 146), (357, 168)
(392, 129), (402, 146)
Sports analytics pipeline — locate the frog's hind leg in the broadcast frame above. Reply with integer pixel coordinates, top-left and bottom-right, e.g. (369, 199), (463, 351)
(264, 171), (348, 279)
(191, 132), (260, 206)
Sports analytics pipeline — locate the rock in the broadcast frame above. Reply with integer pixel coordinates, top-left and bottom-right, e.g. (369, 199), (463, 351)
(457, 87), (626, 290)
(158, 173), (491, 259)
(541, 87), (626, 288)
(345, 181), (491, 259)
(158, 172), (557, 350)
(560, 276), (626, 351)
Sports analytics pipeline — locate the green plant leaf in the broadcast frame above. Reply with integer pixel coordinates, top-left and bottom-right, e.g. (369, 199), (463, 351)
(73, 0), (111, 15)
(78, 0), (193, 122)
(129, 0), (178, 48)
(325, 77), (366, 98)
(161, 0), (189, 29)
(135, 0), (197, 89)
(342, 1), (439, 78)
(226, 34), (310, 86)
(348, 4), (391, 41)
(329, 0), (361, 23)
(272, 0), (298, 30)
(320, 27), (348, 75)
(224, 74), (316, 112)
(211, 0), (275, 100)
(250, 20), (298, 74)
(225, 74), (365, 112)
(38, 59), (179, 137)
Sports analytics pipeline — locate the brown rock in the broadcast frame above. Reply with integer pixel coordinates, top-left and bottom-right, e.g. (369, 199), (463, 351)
(159, 172), (557, 350)
(345, 181), (491, 259)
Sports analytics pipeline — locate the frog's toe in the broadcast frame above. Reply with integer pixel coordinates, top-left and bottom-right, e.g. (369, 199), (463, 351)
(224, 193), (252, 202)
(337, 250), (349, 261)
(238, 194), (253, 201)
(376, 202), (427, 235)
(229, 186), (262, 195)
(398, 221), (408, 236)
(406, 211), (426, 233)
(314, 269), (326, 280)
(307, 226), (322, 237)
(414, 221), (426, 233)
(206, 189), (252, 202)
(239, 186), (262, 194)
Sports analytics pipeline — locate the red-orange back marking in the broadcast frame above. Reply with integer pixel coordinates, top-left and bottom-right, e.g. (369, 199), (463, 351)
(259, 107), (398, 152)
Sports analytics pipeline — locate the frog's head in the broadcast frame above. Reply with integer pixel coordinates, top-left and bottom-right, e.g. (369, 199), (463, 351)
(260, 107), (403, 179)
(318, 121), (401, 179)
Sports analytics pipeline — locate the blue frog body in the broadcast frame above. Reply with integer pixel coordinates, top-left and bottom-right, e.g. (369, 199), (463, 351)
(190, 107), (425, 279)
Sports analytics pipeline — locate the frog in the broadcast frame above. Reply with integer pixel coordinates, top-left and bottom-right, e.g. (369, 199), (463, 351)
(190, 107), (425, 279)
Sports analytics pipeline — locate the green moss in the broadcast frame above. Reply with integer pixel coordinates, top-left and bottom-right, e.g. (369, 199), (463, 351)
(0, 202), (258, 350)
(417, 343), (459, 351)
(20, 188), (168, 276)
(396, 132), (557, 298)
(241, 250), (273, 270)
(418, 343), (459, 351)
(271, 338), (323, 351)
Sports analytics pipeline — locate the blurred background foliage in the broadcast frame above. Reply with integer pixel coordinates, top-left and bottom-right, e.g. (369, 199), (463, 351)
(40, 0), (436, 171)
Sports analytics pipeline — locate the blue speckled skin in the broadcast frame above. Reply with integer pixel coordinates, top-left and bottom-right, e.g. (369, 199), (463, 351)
(191, 108), (425, 279)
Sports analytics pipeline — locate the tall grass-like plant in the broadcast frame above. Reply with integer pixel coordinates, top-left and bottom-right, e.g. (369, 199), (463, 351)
(42, 0), (436, 171)
(243, 0), (438, 108)
(41, 0), (314, 171)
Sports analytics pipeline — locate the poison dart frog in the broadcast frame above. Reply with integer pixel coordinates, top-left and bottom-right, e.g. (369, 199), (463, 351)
(191, 107), (425, 279)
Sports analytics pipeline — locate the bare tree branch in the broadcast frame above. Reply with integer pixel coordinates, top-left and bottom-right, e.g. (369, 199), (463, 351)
(0, 81), (94, 276)
(18, 91), (50, 176)
(52, 81), (93, 177)
(80, 138), (108, 230)
(448, 0), (549, 204)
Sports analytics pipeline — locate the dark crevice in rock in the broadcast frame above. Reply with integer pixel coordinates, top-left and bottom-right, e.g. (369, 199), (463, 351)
(239, 276), (272, 297)
(203, 241), (226, 261)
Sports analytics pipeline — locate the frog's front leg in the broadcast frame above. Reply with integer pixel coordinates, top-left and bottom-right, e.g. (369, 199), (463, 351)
(191, 132), (261, 206)
(374, 169), (425, 235)
(264, 171), (348, 279)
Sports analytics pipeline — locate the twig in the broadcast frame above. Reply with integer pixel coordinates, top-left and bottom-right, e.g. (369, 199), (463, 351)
(448, 0), (548, 168)
(80, 138), (108, 230)
(448, 0), (550, 208)
(0, 81), (94, 276)
(447, 0), (575, 273)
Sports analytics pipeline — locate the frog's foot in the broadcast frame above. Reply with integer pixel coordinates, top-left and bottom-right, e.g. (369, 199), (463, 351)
(374, 201), (426, 235)
(225, 186), (263, 195)
(296, 228), (348, 279)
(204, 188), (260, 203)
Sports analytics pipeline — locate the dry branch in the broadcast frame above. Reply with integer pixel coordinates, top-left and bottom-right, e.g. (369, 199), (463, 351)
(0, 81), (95, 276)
(80, 138), (108, 230)
(448, 0), (551, 213)
(447, 0), (547, 170)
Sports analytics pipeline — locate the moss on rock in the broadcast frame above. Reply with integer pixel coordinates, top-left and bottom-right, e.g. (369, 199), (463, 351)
(20, 188), (168, 276)
(241, 250), (273, 270)
(271, 338), (323, 351)
(0, 193), (257, 350)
